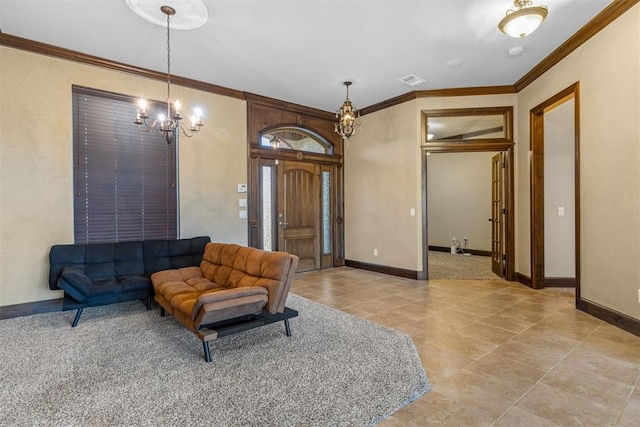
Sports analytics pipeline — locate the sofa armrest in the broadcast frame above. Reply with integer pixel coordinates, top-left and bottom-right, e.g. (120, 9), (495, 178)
(57, 267), (92, 302)
(191, 287), (268, 321)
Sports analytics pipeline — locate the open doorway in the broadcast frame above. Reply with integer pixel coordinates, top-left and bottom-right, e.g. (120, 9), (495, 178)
(421, 107), (515, 281)
(530, 83), (580, 301)
(426, 151), (503, 280)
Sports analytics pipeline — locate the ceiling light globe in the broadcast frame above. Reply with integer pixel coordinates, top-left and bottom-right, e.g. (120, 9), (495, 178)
(499, 6), (547, 38)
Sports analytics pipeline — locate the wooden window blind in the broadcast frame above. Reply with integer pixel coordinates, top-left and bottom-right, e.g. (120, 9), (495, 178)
(72, 86), (177, 243)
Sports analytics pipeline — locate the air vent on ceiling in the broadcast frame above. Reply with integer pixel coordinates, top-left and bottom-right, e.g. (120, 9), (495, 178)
(398, 74), (426, 87)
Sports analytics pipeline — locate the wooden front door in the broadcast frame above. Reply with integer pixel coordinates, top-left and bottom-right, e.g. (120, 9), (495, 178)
(491, 152), (505, 277)
(277, 161), (321, 272)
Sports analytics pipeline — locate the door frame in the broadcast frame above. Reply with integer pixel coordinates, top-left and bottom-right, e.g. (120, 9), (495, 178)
(491, 152), (506, 278)
(421, 106), (516, 281)
(529, 83), (580, 293)
(250, 145), (343, 265)
(245, 95), (345, 269)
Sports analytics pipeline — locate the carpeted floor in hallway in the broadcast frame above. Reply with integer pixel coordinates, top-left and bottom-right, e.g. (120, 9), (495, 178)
(427, 251), (501, 280)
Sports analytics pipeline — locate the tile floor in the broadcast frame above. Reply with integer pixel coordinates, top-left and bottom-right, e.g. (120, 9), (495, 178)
(291, 267), (640, 426)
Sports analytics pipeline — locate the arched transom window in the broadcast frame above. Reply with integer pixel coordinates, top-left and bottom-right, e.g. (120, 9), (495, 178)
(260, 127), (333, 155)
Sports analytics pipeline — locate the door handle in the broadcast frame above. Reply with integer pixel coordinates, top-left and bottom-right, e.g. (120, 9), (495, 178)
(278, 213), (287, 228)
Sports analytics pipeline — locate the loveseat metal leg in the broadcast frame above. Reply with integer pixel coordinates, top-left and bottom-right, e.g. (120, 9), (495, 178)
(203, 341), (211, 363)
(284, 319), (292, 337)
(146, 297), (152, 310)
(160, 306), (166, 317)
(71, 308), (83, 327)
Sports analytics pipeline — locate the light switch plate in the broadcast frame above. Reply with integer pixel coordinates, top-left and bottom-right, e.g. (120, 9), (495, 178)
(557, 207), (565, 217)
(239, 210), (247, 219)
(239, 198), (247, 208)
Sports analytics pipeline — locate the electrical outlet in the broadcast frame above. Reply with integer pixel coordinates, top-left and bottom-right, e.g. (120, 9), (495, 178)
(373, 249), (378, 256)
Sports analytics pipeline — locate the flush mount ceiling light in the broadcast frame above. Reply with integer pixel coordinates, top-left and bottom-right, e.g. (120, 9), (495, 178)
(335, 81), (361, 142)
(498, 0), (548, 38)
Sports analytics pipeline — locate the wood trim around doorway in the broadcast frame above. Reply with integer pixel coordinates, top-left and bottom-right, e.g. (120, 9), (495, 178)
(529, 83), (580, 293)
(421, 106), (516, 281)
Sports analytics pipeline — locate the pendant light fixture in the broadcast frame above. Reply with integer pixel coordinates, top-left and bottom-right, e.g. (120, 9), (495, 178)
(335, 81), (361, 141)
(498, 0), (548, 38)
(134, 6), (204, 144)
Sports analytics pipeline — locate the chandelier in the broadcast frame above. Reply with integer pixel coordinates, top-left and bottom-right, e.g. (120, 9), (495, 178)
(498, 0), (548, 38)
(335, 81), (361, 141)
(135, 6), (203, 144)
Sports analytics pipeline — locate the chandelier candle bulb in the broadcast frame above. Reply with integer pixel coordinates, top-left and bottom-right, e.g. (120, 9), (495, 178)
(133, 6), (204, 144)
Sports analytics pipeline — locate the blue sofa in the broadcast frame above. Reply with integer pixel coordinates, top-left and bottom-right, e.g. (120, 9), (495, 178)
(48, 236), (210, 326)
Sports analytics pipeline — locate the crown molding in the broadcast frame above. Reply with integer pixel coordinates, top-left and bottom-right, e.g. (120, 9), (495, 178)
(3, 0), (637, 112)
(514, 0), (639, 91)
(359, 91), (417, 116)
(244, 92), (335, 120)
(415, 85), (517, 98)
(360, 86), (516, 116)
(0, 33), (245, 100)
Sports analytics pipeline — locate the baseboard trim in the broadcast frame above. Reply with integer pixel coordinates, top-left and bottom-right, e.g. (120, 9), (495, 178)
(516, 272), (532, 288)
(0, 298), (63, 320)
(428, 246), (491, 257)
(345, 259), (419, 280)
(577, 298), (640, 337)
(544, 277), (576, 288)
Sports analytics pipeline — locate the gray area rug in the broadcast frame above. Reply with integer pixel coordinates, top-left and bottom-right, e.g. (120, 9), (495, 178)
(428, 250), (502, 280)
(0, 294), (430, 426)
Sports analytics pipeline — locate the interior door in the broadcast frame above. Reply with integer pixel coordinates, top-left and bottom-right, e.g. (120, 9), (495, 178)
(277, 161), (320, 272)
(490, 152), (505, 277)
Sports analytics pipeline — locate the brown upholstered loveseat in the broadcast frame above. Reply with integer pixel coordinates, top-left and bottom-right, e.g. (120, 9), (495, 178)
(151, 242), (299, 362)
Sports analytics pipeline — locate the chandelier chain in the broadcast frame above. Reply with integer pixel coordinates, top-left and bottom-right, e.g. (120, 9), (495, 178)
(166, 11), (171, 116)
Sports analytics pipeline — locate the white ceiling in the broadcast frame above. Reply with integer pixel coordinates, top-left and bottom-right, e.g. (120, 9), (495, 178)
(0, 0), (613, 112)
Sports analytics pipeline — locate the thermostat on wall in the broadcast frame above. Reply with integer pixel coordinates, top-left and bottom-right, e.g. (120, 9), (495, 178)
(237, 184), (247, 193)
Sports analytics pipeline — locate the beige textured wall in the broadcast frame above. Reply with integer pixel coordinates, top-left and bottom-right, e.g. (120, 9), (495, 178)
(0, 47), (247, 306)
(427, 151), (495, 252)
(543, 99), (576, 278)
(516, 5), (639, 319)
(344, 100), (422, 270)
(345, 94), (516, 271)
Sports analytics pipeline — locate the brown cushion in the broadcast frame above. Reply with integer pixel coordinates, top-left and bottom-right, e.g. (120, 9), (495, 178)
(152, 243), (298, 336)
(191, 286), (268, 321)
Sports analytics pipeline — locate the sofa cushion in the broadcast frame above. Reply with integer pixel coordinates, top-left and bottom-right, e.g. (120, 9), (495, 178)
(119, 275), (152, 293)
(151, 267), (223, 308)
(114, 242), (145, 277)
(199, 243), (241, 287)
(144, 237), (210, 275)
(57, 267), (92, 302)
(195, 291), (269, 327)
(90, 278), (123, 296)
(192, 287), (268, 321)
